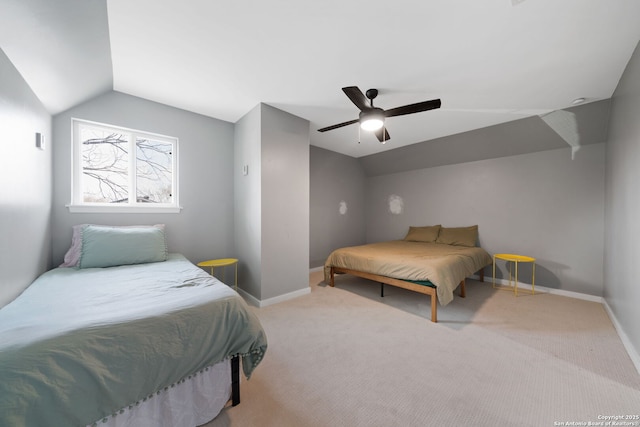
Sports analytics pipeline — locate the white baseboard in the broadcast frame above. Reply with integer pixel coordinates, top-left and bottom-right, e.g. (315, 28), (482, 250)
(236, 288), (260, 307)
(236, 286), (311, 308)
(478, 275), (603, 303)
(602, 300), (640, 375)
(309, 266), (324, 273)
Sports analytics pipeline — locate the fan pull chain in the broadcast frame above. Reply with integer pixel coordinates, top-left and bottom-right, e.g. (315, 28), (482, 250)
(358, 125), (361, 144)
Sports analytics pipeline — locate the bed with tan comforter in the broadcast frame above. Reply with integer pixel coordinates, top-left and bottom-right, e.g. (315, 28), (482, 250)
(324, 226), (492, 322)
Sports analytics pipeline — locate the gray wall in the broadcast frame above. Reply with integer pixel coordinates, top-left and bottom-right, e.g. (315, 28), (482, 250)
(51, 91), (235, 266)
(604, 41), (640, 365)
(234, 105), (262, 298)
(0, 48), (52, 307)
(366, 144), (605, 295)
(357, 100), (610, 296)
(309, 146), (366, 268)
(260, 104), (310, 300)
(234, 104), (310, 301)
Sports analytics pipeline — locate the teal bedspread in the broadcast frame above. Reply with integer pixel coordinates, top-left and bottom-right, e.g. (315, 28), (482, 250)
(0, 254), (267, 427)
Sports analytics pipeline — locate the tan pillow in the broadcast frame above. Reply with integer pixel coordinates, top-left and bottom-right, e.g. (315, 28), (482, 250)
(436, 225), (478, 247)
(404, 225), (442, 243)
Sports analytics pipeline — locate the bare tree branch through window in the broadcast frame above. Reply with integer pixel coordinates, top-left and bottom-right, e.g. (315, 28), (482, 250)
(79, 127), (174, 204)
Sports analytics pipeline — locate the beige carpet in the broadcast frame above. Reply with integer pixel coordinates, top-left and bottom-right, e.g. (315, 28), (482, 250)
(205, 272), (640, 427)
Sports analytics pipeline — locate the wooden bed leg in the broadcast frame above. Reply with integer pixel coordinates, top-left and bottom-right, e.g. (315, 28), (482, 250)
(479, 268), (485, 282)
(459, 279), (466, 298)
(380, 283), (384, 297)
(431, 294), (437, 323)
(231, 355), (240, 406)
(329, 267), (335, 287)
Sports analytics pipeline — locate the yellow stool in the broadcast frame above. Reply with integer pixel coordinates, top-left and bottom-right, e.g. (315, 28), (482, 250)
(197, 258), (238, 290)
(492, 253), (535, 296)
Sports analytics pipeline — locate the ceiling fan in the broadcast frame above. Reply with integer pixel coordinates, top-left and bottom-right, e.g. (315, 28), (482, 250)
(317, 86), (441, 143)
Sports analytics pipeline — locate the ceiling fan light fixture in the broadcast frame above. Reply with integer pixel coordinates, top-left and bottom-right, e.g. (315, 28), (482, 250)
(361, 118), (384, 131)
(359, 109), (385, 131)
(316, 86), (441, 144)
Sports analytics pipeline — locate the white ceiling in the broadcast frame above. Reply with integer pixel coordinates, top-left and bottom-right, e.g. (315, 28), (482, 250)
(0, 0), (112, 114)
(2, 0), (640, 158)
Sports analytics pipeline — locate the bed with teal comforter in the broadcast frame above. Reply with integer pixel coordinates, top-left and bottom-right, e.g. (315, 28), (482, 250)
(0, 254), (267, 427)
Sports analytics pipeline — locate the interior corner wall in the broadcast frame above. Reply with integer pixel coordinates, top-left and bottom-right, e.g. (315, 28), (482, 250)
(0, 48), (52, 307)
(234, 105), (262, 299)
(309, 146), (366, 268)
(365, 143), (605, 297)
(234, 104), (309, 302)
(51, 91), (235, 266)
(604, 40), (640, 369)
(260, 104), (310, 300)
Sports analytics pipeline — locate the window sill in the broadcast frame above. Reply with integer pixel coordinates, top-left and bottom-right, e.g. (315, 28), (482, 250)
(67, 204), (182, 214)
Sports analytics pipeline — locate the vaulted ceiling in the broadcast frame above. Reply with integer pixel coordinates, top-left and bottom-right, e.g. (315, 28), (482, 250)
(1, 0), (639, 158)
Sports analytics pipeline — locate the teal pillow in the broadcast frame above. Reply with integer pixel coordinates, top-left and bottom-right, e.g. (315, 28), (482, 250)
(78, 225), (168, 269)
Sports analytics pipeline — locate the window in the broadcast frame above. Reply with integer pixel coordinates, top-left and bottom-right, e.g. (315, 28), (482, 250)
(69, 119), (180, 213)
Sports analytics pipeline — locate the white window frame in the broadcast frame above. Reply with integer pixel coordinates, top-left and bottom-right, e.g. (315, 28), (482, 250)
(68, 118), (181, 213)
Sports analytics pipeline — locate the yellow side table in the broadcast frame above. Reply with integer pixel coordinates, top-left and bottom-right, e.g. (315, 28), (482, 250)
(197, 258), (239, 290)
(492, 253), (535, 296)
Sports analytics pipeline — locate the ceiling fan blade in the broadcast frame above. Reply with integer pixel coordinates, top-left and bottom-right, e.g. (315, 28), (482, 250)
(384, 99), (441, 118)
(374, 127), (390, 143)
(342, 86), (370, 111)
(317, 118), (360, 132)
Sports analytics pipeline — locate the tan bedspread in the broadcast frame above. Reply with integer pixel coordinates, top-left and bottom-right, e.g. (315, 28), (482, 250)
(324, 241), (492, 306)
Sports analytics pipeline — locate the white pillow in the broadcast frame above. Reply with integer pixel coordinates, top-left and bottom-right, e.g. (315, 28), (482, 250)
(59, 224), (85, 267)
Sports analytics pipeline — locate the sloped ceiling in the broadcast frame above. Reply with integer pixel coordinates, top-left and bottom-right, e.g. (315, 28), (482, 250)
(1, 0), (639, 158)
(0, 0), (112, 114)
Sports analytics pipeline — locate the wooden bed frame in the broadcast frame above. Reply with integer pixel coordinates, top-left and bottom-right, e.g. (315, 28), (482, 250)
(329, 267), (484, 323)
